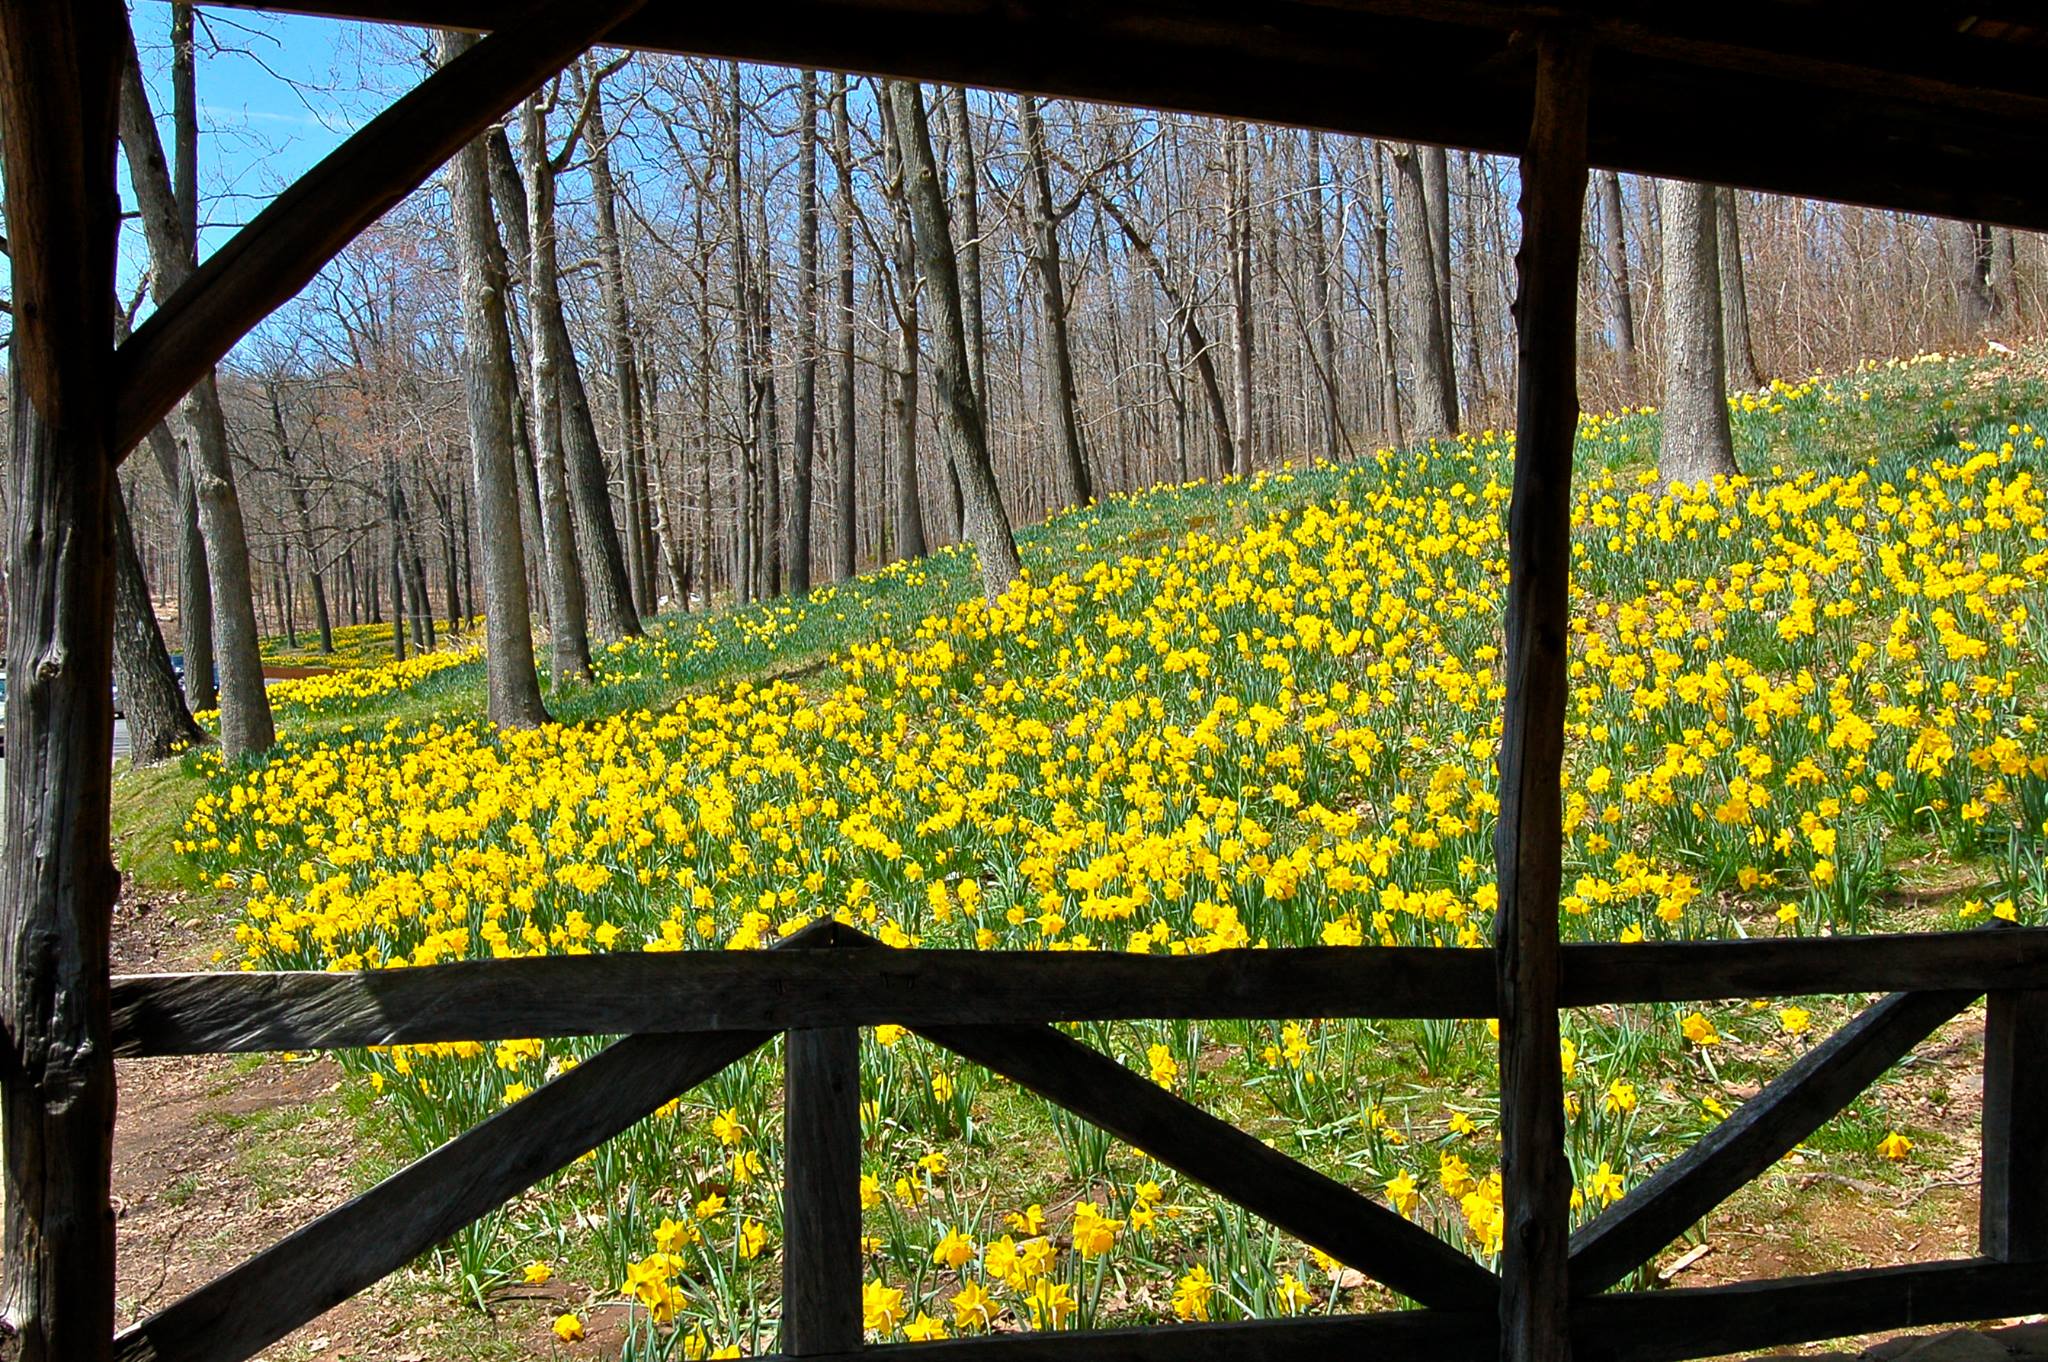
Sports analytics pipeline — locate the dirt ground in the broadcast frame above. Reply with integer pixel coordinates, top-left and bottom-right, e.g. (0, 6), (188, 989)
(106, 883), (2039, 1360)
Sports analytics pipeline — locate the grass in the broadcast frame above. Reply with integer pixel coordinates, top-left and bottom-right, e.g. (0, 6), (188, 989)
(115, 346), (2048, 1355)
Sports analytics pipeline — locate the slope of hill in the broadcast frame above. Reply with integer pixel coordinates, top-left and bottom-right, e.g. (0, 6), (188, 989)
(118, 349), (2048, 1357)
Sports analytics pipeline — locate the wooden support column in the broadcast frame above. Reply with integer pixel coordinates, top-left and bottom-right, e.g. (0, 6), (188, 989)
(1495, 31), (1590, 1362)
(0, 5), (126, 1361)
(782, 925), (863, 1355)
(1981, 990), (2048, 1261)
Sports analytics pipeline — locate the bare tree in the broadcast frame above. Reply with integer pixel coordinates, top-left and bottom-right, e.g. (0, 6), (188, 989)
(885, 80), (1021, 603)
(440, 30), (548, 725)
(117, 18), (275, 758)
(1595, 170), (1639, 396)
(1717, 188), (1761, 390)
(1017, 94), (1094, 508)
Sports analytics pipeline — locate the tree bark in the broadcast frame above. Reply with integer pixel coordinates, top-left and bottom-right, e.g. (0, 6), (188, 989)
(788, 70), (821, 596)
(266, 384), (334, 654)
(112, 484), (207, 764)
(878, 84), (929, 563)
(117, 26), (275, 757)
(1018, 95), (1094, 509)
(581, 56), (658, 619)
(1657, 179), (1738, 484)
(885, 80), (1020, 603)
(830, 74), (859, 581)
(443, 30), (550, 724)
(1226, 122), (1255, 471)
(945, 88), (988, 417)
(0, 8), (123, 1357)
(1595, 169), (1639, 396)
(1391, 142), (1458, 439)
(518, 93), (595, 680)
(512, 91), (641, 641)
(1716, 187), (1761, 390)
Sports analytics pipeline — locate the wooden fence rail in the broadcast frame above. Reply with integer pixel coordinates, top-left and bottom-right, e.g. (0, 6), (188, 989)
(109, 926), (2048, 1055)
(106, 921), (2048, 1362)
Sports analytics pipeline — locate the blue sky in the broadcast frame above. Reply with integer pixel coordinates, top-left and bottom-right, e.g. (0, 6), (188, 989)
(122, 3), (389, 294)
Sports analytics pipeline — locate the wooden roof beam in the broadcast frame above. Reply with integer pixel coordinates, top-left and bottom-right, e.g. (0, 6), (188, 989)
(191, 0), (2048, 233)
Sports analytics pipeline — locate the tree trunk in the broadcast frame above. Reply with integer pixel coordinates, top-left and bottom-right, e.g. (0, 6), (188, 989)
(1307, 131), (1342, 455)
(788, 70), (821, 597)
(1957, 221), (1999, 337)
(1594, 170), (1639, 396)
(1227, 122), (1255, 471)
(1421, 143), (1458, 410)
(831, 74), (858, 581)
(581, 55), (658, 620)
(885, 80), (1020, 603)
(117, 26), (274, 757)
(442, 52), (550, 722)
(878, 84), (929, 562)
(1367, 141), (1405, 449)
(1018, 94), (1094, 509)
(1391, 142), (1458, 439)
(945, 88), (988, 416)
(1716, 187), (1761, 390)
(1657, 179), (1738, 484)
(112, 484), (208, 764)
(0, 13), (123, 1357)
(511, 94), (641, 642)
(518, 93), (595, 681)
(266, 384), (334, 654)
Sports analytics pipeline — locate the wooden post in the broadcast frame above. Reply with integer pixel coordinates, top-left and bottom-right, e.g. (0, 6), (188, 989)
(782, 926), (863, 1354)
(1496, 31), (1590, 1362)
(0, 4), (126, 1361)
(1981, 990), (2048, 1261)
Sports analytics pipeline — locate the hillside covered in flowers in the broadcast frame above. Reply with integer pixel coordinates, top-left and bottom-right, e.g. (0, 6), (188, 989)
(157, 352), (2048, 1356)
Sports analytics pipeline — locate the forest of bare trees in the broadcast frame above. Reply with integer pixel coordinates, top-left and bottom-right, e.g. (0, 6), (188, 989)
(67, 14), (2048, 752)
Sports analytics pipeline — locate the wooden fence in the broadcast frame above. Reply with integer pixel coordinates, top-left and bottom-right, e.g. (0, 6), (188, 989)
(107, 919), (2048, 1362)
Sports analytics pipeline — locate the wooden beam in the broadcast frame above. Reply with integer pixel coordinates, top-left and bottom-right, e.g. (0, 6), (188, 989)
(1559, 927), (2048, 1007)
(775, 1306), (1497, 1362)
(110, 928), (2048, 1056)
(1494, 30), (1588, 1362)
(0, 5), (126, 1361)
(1569, 988), (1977, 1294)
(615, 1259), (2046, 1362)
(1569, 1257), (2048, 1362)
(1980, 990), (2048, 1261)
(781, 924), (864, 1355)
(112, 1026), (767, 1362)
(917, 1020), (1498, 1312)
(192, 0), (2048, 231)
(110, 0), (654, 462)
(109, 945), (1499, 1055)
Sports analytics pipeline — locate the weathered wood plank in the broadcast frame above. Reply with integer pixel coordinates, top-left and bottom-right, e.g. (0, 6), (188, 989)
(110, 0), (652, 462)
(1570, 988), (1976, 1294)
(649, 1258), (2046, 1362)
(1559, 928), (2048, 1006)
(111, 1028), (768, 1362)
(796, 1306), (1495, 1362)
(1495, 31), (1589, 1362)
(0, 5), (127, 1361)
(110, 945), (1499, 1055)
(193, 0), (2048, 232)
(1980, 989), (2048, 1261)
(111, 929), (2048, 1057)
(916, 1020), (1498, 1312)
(1570, 1257), (2048, 1362)
(781, 924), (863, 1354)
